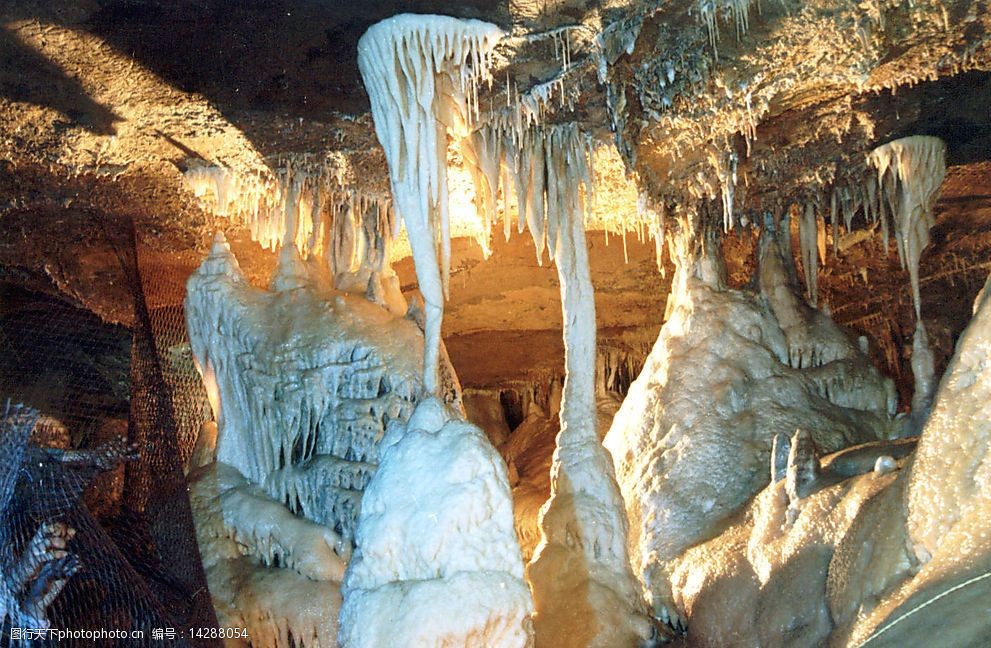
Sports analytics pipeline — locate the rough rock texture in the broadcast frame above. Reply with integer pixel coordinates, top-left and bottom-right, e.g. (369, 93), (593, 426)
(658, 271), (991, 647)
(3, 0), (991, 645)
(604, 222), (893, 625)
(667, 439), (910, 647)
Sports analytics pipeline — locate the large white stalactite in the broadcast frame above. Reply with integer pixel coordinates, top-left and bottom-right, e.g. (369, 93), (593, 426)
(868, 136), (947, 323)
(356, 13), (502, 395)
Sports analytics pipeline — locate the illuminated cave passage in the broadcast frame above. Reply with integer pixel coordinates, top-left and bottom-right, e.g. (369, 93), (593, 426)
(2, 1), (991, 647)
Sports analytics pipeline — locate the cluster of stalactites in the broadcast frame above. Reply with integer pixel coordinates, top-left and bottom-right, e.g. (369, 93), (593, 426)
(183, 162), (398, 279)
(773, 136), (945, 312)
(461, 118), (595, 266)
(708, 148), (739, 233)
(698, 0), (756, 60)
(500, 27), (584, 128)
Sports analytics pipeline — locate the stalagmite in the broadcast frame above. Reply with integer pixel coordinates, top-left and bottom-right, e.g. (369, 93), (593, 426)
(185, 235), (424, 520)
(605, 217), (893, 632)
(357, 14), (503, 395)
(339, 399), (534, 648)
(857, 274), (991, 645)
(910, 320), (935, 423)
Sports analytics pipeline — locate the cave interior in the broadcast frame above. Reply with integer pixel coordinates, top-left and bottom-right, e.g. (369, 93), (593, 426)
(2, 0), (991, 646)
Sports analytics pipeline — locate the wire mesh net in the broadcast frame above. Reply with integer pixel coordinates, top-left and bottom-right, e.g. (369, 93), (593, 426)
(0, 214), (217, 646)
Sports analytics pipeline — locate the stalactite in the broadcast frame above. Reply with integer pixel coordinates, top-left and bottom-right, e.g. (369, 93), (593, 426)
(868, 136), (946, 421)
(867, 136), (947, 321)
(184, 161), (390, 259)
(698, 0), (758, 60)
(799, 202), (819, 307)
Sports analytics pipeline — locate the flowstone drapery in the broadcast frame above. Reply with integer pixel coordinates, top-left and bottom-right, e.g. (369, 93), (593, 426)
(185, 233), (426, 647)
(604, 218), (895, 630)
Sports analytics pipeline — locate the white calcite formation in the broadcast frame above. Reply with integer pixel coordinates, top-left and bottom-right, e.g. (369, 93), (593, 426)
(661, 272), (991, 647)
(357, 13), (503, 394)
(798, 201), (820, 306)
(460, 119), (596, 267)
(460, 115), (653, 644)
(189, 458), (345, 648)
(339, 398), (533, 647)
(698, 0), (758, 60)
(843, 273), (991, 646)
(346, 14), (533, 647)
(516, 125), (653, 647)
(184, 233), (428, 647)
(867, 136), (946, 321)
(604, 219), (894, 629)
(868, 135), (947, 424)
(905, 273), (991, 568)
(186, 234), (424, 539)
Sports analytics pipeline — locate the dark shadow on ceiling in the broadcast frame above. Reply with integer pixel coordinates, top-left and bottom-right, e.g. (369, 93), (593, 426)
(81, 0), (512, 118)
(865, 70), (991, 166)
(0, 26), (120, 135)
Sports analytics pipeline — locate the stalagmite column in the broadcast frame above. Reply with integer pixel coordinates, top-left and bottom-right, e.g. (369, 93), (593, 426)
(868, 136), (946, 421)
(345, 15), (533, 648)
(460, 118), (653, 642)
(525, 126), (653, 647)
(356, 14), (503, 394)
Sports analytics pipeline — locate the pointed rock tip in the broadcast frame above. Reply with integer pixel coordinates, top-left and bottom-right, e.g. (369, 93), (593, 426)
(271, 243), (309, 291)
(209, 231), (232, 255)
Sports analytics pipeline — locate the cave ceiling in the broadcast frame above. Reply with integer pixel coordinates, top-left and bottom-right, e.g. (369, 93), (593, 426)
(1, 0), (990, 392)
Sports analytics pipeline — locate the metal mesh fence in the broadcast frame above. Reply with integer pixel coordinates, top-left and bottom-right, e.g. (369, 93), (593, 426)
(0, 214), (217, 646)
